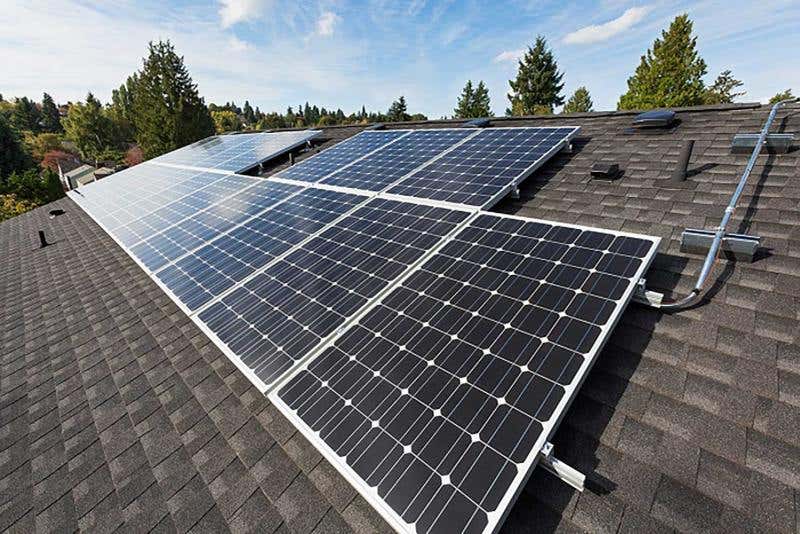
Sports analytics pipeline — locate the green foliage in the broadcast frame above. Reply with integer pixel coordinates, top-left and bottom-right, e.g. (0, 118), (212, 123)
(108, 75), (138, 141)
(507, 36), (564, 115)
(454, 80), (493, 119)
(563, 86), (594, 113)
(131, 40), (215, 159)
(387, 96), (410, 122)
(40, 93), (63, 133)
(769, 89), (795, 104)
(618, 14), (708, 110)
(0, 114), (32, 179)
(0, 168), (64, 206)
(12, 96), (41, 132)
(23, 132), (64, 162)
(704, 70), (745, 104)
(211, 110), (243, 133)
(242, 100), (255, 124)
(62, 93), (119, 162)
(0, 193), (37, 222)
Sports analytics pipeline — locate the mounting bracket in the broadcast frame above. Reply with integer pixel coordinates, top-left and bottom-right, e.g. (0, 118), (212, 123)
(632, 278), (664, 307)
(538, 442), (585, 491)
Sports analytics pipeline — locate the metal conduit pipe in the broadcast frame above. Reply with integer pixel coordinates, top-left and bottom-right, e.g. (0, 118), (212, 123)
(655, 97), (798, 311)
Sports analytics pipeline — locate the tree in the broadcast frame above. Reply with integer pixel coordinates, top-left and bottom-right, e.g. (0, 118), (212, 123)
(131, 40), (215, 159)
(41, 150), (80, 173)
(242, 100), (255, 124)
(769, 89), (795, 104)
(563, 86), (594, 113)
(618, 14), (708, 110)
(125, 146), (144, 167)
(387, 96), (410, 122)
(0, 114), (31, 180)
(11, 97), (41, 132)
(507, 36), (564, 115)
(454, 80), (493, 119)
(704, 70), (745, 104)
(108, 75), (138, 142)
(61, 93), (117, 162)
(23, 132), (63, 162)
(1, 168), (64, 206)
(211, 110), (242, 133)
(40, 93), (63, 133)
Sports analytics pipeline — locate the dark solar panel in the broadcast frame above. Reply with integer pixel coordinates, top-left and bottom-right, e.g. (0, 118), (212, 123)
(196, 197), (471, 390)
(272, 212), (659, 534)
(151, 130), (321, 173)
(320, 129), (475, 191)
(156, 187), (368, 311)
(277, 130), (409, 183)
(386, 127), (579, 207)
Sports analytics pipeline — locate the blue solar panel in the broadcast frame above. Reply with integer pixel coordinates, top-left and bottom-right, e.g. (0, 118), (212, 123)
(156, 187), (369, 311)
(151, 130), (321, 173)
(128, 179), (301, 271)
(320, 129), (475, 191)
(277, 130), (409, 183)
(196, 197), (471, 390)
(387, 127), (578, 207)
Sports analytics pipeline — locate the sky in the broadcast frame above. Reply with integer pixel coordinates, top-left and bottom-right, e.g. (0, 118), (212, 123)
(1, 0), (798, 118)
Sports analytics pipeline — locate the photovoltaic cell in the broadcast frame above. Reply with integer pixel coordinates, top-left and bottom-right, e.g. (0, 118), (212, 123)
(272, 213), (659, 534)
(387, 127), (579, 208)
(196, 197), (471, 390)
(156, 187), (369, 311)
(120, 178), (301, 267)
(150, 130), (321, 172)
(68, 164), (223, 231)
(320, 129), (475, 191)
(277, 130), (409, 183)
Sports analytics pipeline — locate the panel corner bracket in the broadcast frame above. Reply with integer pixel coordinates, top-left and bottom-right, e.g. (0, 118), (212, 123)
(538, 442), (585, 492)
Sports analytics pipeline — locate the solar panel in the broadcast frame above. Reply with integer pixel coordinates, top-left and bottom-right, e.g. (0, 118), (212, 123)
(68, 164), (221, 231)
(386, 127), (579, 208)
(196, 197), (471, 391)
(150, 130), (321, 173)
(126, 179), (303, 271)
(156, 187), (369, 312)
(270, 212), (659, 534)
(277, 130), (409, 184)
(320, 129), (476, 191)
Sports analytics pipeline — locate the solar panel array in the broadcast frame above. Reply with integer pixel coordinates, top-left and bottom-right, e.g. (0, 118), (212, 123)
(150, 130), (321, 173)
(272, 214), (659, 534)
(387, 127), (579, 207)
(69, 123), (663, 534)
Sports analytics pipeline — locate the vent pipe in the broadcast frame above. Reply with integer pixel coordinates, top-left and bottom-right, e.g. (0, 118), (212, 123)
(38, 230), (50, 248)
(670, 140), (694, 182)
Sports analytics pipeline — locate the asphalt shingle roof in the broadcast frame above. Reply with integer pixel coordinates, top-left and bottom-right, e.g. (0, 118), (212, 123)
(2, 102), (799, 533)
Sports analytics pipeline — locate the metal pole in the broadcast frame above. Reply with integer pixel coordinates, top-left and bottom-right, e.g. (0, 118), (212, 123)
(658, 98), (797, 311)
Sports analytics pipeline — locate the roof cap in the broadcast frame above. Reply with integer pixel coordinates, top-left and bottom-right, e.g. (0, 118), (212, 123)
(632, 109), (676, 128)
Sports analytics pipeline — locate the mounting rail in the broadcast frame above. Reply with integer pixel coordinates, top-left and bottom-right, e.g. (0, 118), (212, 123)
(634, 97), (798, 311)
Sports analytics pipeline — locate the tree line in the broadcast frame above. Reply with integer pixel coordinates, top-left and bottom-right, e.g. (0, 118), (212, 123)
(0, 13), (794, 222)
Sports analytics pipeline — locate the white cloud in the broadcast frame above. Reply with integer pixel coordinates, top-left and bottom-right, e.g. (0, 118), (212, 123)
(227, 35), (251, 51)
(494, 49), (523, 63)
(218, 0), (273, 28)
(563, 6), (650, 45)
(315, 11), (340, 37)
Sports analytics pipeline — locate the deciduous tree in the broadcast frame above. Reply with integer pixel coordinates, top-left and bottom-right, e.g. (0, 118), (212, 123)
(61, 93), (117, 162)
(211, 110), (242, 133)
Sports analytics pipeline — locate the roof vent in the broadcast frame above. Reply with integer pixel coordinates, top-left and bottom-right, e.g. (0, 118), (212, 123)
(365, 123), (385, 130)
(463, 118), (491, 128)
(632, 109), (676, 129)
(590, 162), (620, 180)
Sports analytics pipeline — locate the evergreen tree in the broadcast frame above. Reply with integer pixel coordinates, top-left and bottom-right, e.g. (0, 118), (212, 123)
(131, 40), (215, 159)
(242, 101), (255, 124)
(61, 93), (117, 162)
(0, 114), (32, 180)
(618, 14), (708, 110)
(387, 96), (409, 122)
(769, 89), (794, 104)
(563, 86), (594, 113)
(454, 80), (493, 118)
(704, 70), (745, 104)
(12, 97), (41, 132)
(473, 81), (492, 117)
(40, 93), (63, 133)
(507, 36), (564, 115)
(454, 81), (475, 118)
(108, 75), (138, 142)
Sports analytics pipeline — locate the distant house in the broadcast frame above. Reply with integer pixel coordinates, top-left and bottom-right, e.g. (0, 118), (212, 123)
(61, 164), (115, 190)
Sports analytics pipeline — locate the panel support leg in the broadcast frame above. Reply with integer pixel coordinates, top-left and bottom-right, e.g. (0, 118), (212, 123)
(538, 442), (585, 492)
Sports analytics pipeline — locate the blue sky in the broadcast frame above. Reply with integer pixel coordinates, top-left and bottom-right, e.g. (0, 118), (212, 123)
(2, 0), (798, 117)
